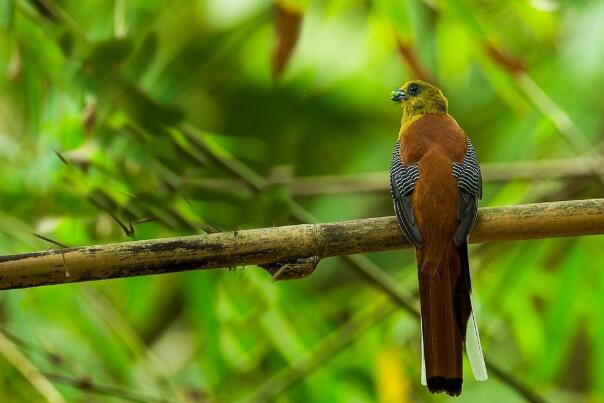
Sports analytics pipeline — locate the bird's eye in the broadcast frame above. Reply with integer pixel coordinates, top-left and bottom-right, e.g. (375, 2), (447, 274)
(408, 83), (421, 95)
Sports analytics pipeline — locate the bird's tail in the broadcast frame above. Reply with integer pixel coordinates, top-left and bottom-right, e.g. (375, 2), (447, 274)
(418, 241), (487, 397)
(459, 242), (488, 383)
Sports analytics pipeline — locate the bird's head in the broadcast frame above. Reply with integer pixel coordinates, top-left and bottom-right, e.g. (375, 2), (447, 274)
(391, 80), (448, 117)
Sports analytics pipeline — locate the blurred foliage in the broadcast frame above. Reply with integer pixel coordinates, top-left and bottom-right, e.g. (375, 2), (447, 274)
(0, 0), (604, 402)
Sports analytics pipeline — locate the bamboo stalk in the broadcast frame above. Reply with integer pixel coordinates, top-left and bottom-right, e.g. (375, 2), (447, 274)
(300, 157), (602, 193)
(186, 157), (603, 196)
(0, 199), (602, 291)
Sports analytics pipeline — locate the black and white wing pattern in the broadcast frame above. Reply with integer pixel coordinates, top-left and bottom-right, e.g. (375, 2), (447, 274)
(452, 137), (482, 247)
(390, 140), (422, 247)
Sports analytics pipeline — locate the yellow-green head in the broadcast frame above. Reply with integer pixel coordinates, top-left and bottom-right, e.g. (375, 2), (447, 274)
(391, 80), (448, 120)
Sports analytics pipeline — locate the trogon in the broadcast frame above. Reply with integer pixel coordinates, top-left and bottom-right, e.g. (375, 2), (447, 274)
(389, 80), (488, 396)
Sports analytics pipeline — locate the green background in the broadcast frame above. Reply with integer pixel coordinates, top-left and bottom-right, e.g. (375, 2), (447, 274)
(0, 0), (603, 401)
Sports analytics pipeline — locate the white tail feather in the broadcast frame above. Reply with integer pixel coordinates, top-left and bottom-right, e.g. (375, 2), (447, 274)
(420, 318), (427, 385)
(465, 298), (488, 381)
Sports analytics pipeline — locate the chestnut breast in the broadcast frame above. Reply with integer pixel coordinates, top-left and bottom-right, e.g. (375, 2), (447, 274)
(399, 114), (468, 243)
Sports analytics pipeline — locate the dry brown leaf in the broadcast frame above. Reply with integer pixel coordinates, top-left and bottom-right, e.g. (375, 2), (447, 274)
(272, 2), (303, 79)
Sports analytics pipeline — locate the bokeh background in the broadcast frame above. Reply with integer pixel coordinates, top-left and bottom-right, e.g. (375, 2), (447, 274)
(1, 0), (604, 402)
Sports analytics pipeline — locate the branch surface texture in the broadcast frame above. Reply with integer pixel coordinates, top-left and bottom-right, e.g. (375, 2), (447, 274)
(0, 199), (602, 290)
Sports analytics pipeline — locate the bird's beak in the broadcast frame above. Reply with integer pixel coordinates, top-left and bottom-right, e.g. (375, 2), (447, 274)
(390, 88), (407, 102)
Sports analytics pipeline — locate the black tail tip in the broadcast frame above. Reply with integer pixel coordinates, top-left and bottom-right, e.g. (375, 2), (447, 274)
(427, 377), (463, 397)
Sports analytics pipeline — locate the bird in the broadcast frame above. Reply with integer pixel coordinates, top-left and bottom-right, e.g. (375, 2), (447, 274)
(389, 80), (488, 396)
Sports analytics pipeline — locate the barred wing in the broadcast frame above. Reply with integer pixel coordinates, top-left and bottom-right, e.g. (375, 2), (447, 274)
(390, 140), (422, 247)
(452, 137), (482, 247)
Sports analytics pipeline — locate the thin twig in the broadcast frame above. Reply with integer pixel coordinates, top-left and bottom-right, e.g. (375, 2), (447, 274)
(0, 325), (76, 372)
(0, 331), (66, 403)
(0, 325), (176, 402)
(32, 233), (70, 249)
(43, 372), (174, 403)
(88, 196), (135, 237)
(53, 149), (68, 165)
(18, 0), (88, 39)
(79, 287), (183, 400)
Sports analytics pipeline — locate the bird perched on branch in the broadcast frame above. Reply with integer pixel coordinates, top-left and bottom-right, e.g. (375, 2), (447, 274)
(389, 80), (488, 396)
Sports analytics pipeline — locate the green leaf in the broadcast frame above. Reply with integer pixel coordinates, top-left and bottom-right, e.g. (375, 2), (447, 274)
(0, 0), (15, 30)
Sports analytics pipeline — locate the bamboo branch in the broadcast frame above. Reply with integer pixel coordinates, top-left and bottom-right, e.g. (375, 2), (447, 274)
(292, 156), (602, 195)
(0, 199), (602, 291)
(185, 156), (603, 196)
